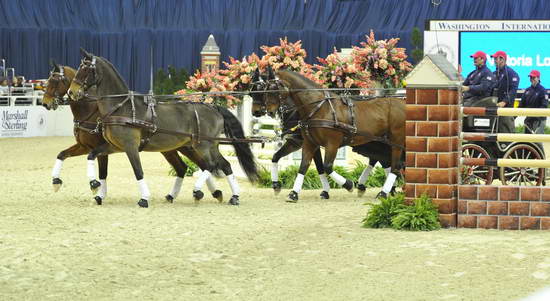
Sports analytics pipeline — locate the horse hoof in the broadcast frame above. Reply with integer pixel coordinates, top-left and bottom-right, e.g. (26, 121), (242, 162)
(94, 196), (103, 205)
(272, 181), (282, 195)
(212, 190), (223, 203)
(343, 179), (354, 192)
(89, 180), (101, 194)
(193, 190), (204, 201)
(228, 195), (240, 206)
(376, 191), (388, 199)
(357, 184), (366, 197)
(287, 191), (299, 203)
(165, 194), (174, 203)
(320, 191), (329, 199)
(138, 199), (149, 208)
(52, 178), (63, 192)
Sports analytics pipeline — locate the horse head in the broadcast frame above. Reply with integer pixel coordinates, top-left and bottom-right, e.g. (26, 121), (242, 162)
(68, 48), (99, 101)
(250, 66), (287, 118)
(42, 60), (74, 110)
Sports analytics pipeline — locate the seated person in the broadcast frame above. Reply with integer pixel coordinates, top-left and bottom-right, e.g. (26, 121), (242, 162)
(13, 76), (25, 88)
(491, 50), (519, 133)
(519, 70), (548, 134)
(462, 51), (495, 107)
(0, 78), (8, 95)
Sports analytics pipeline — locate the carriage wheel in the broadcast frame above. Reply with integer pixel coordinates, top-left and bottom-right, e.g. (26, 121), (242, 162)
(499, 144), (545, 186)
(461, 144), (494, 185)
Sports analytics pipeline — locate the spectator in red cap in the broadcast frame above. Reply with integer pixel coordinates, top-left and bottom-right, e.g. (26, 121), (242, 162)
(491, 50), (519, 133)
(519, 70), (548, 134)
(462, 50), (495, 106)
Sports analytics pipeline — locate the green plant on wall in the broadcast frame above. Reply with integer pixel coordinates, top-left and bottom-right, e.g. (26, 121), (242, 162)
(411, 27), (424, 64)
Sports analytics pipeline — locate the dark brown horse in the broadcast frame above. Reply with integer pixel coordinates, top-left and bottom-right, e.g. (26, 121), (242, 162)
(42, 62), (224, 205)
(251, 69), (405, 202)
(67, 49), (258, 208)
(250, 68), (400, 199)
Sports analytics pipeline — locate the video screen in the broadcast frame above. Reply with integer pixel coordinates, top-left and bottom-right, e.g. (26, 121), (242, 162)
(460, 31), (550, 88)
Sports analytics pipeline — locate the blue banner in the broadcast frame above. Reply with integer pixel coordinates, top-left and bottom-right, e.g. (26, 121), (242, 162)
(460, 32), (550, 88)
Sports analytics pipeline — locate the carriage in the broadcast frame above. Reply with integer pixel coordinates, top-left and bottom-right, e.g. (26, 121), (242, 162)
(461, 97), (546, 186)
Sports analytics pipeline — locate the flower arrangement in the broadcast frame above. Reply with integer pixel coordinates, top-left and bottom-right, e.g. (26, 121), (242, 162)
(352, 30), (413, 88)
(313, 49), (373, 94)
(176, 69), (240, 108)
(260, 38), (310, 73)
(218, 53), (264, 92)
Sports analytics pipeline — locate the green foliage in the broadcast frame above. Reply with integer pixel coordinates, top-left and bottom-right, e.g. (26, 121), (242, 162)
(362, 193), (406, 228)
(153, 66), (190, 95)
(515, 125), (550, 134)
(391, 194), (441, 231)
(411, 27), (424, 64)
(168, 155), (199, 177)
(255, 161), (402, 189)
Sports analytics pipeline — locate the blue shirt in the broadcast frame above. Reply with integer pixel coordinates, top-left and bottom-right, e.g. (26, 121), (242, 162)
(494, 65), (519, 107)
(520, 83), (548, 120)
(463, 65), (494, 99)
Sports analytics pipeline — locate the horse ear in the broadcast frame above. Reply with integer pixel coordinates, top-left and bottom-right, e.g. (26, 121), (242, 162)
(267, 65), (275, 79)
(252, 68), (260, 81)
(80, 47), (92, 59)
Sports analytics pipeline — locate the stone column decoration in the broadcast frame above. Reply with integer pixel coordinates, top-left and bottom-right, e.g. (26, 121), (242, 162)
(404, 87), (460, 227)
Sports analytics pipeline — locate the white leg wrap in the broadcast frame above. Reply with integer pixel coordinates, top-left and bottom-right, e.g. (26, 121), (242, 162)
(138, 179), (150, 200)
(226, 173), (240, 196)
(271, 162), (279, 182)
(206, 176), (217, 193)
(98, 179), (107, 199)
(194, 170), (211, 191)
(319, 173), (331, 192)
(170, 177), (184, 198)
(292, 173), (305, 193)
(87, 160), (96, 181)
(358, 165), (373, 185)
(384, 167), (391, 177)
(382, 173), (397, 194)
(52, 159), (63, 178)
(329, 171), (347, 186)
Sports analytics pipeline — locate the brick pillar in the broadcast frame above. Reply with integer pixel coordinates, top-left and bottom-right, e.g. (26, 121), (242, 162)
(404, 88), (460, 228)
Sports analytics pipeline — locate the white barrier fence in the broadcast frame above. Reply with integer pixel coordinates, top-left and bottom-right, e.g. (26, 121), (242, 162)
(0, 92), (74, 138)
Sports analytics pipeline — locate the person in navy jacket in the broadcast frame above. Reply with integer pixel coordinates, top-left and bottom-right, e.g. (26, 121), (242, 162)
(519, 70), (548, 134)
(462, 50), (495, 106)
(491, 50), (519, 133)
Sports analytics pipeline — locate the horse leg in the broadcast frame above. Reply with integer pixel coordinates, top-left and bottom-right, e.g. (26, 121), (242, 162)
(122, 145), (151, 208)
(271, 139), (301, 194)
(211, 149), (241, 205)
(86, 143), (116, 196)
(324, 142), (353, 192)
(51, 144), (89, 192)
(377, 148), (402, 199)
(178, 145), (213, 203)
(356, 160), (375, 197)
(94, 155), (109, 205)
(161, 151), (188, 203)
(312, 148), (330, 199)
(288, 139), (317, 203)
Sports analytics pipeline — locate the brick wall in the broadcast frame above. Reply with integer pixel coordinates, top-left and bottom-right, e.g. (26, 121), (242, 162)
(458, 185), (550, 230)
(404, 88), (460, 228)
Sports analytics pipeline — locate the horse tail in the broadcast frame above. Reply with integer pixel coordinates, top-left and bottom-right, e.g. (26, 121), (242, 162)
(216, 106), (259, 182)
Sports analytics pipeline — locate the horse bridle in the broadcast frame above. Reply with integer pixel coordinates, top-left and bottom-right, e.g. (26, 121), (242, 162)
(73, 56), (98, 95)
(44, 66), (70, 107)
(251, 77), (286, 117)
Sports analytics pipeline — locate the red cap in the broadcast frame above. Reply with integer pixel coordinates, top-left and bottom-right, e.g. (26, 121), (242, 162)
(491, 50), (507, 59)
(470, 51), (487, 59)
(529, 70), (541, 78)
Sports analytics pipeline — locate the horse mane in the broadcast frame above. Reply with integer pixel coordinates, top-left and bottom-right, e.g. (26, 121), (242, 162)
(277, 70), (321, 90)
(96, 56), (129, 90)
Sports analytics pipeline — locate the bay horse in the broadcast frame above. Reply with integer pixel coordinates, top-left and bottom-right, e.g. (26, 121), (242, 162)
(67, 49), (258, 208)
(42, 62), (224, 205)
(250, 68), (399, 199)
(251, 69), (405, 202)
